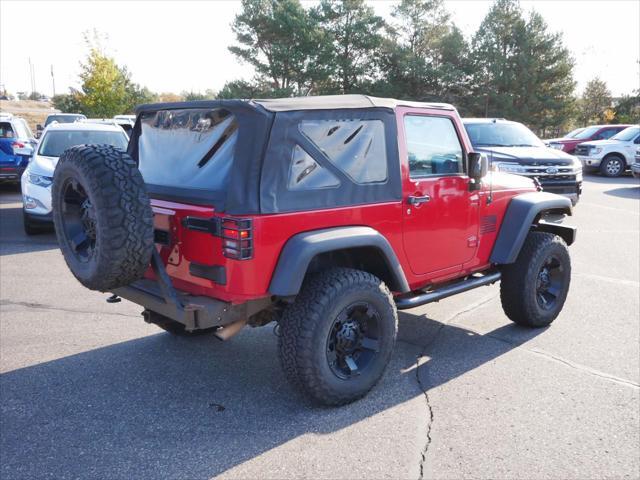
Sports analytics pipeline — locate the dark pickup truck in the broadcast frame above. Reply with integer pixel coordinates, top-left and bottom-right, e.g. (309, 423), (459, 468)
(464, 118), (583, 205)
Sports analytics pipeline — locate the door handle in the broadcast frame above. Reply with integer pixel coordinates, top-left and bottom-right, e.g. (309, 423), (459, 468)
(407, 194), (431, 205)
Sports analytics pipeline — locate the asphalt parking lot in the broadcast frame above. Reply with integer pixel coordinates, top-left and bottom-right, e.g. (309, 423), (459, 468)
(1, 175), (639, 480)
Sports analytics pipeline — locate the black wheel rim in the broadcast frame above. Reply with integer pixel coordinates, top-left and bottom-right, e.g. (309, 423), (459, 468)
(536, 255), (563, 311)
(60, 178), (97, 263)
(326, 302), (381, 380)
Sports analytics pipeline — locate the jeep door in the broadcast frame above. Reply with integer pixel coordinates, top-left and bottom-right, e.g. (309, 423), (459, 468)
(398, 108), (480, 276)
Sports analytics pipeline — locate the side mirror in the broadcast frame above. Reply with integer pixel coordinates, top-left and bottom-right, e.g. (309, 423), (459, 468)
(14, 145), (34, 158)
(468, 152), (488, 181)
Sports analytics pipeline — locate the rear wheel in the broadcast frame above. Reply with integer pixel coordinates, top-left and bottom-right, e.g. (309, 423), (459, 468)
(500, 232), (571, 328)
(278, 268), (398, 406)
(600, 155), (626, 177)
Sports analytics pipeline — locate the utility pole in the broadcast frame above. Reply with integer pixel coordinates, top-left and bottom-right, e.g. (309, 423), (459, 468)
(51, 65), (56, 97)
(28, 57), (36, 96)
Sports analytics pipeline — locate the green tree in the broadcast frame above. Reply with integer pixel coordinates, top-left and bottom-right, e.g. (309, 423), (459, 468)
(216, 79), (273, 99)
(613, 90), (640, 123)
(312, 0), (385, 93)
(180, 89), (217, 101)
(229, 0), (325, 95)
(124, 80), (157, 111)
(78, 46), (130, 117)
(52, 90), (84, 113)
(577, 78), (613, 125)
(470, 0), (575, 132)
(378, 0), (470, 103)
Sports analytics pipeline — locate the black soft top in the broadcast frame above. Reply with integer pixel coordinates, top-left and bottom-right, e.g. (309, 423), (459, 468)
(131, 95), (430, 214)
(135, 94), (455, 115)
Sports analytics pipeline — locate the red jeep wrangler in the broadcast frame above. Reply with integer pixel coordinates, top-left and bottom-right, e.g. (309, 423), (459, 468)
(51, 95), (576, 405)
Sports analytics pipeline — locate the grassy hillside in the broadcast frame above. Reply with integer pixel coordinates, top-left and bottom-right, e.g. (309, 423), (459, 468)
(0, 100), (59, 132)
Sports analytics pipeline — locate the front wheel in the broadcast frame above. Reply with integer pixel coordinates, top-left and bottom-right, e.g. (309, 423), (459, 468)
(500, 232), (571, 328)
(600, 155), (626, 177)
(278, 268), (398, 406)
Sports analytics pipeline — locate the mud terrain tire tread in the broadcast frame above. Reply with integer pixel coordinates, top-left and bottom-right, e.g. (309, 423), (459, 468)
(278, 268), (398, 406)
(52, 144), (154, 291)
(500, 232), (571, 328)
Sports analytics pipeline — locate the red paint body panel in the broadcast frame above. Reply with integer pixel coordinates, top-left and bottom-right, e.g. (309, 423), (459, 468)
(147, 107), (536, 304)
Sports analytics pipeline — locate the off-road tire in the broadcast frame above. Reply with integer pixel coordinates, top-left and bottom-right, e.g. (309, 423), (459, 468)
(500, 232), (571, 328)
(52, 145), (154, 291)
(278, 268), (398, 406)
(600, 154), (626, 177)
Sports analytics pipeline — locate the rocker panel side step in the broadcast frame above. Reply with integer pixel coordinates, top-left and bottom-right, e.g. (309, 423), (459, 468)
(395, 271), (501, 310)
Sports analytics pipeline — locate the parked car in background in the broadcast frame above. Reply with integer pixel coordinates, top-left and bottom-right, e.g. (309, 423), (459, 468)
(544, 127), (585, 147)
(83, 118), (133, 138)
(21, 122), (129, 234)
(631, 147), (640, 179)
(574, 126), (640, 177)
(114, 114), (135, 123)
(464, 118), (582, 204)
(36, 113), (87, 138)
(0, 113), (37, 183)
(547, 124), (632, 154)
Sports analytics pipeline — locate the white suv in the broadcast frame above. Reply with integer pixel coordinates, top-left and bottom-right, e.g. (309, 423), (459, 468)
(21, 122), (129, 234)
(574, 126), (640, 177)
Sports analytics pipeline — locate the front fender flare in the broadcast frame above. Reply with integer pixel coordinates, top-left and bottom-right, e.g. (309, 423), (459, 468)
(269, 226), (410, 296)
(490, 192), (573, 264)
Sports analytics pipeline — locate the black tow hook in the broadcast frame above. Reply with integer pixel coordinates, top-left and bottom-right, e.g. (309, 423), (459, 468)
(106, 294), (121, 303)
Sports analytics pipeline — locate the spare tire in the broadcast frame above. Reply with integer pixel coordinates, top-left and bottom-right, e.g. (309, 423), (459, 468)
(52, 144), (154, 291)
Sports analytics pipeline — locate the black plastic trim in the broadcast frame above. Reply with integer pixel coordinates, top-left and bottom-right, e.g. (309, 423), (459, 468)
(269, 226), (410, 296)
(189, 262), (227, 285)
(490, 192), (573, 264)
(396, 271), (501, 310)
(534, 222), (577, 246)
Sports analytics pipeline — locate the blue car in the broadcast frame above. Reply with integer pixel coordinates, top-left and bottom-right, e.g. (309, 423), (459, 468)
(0, 113), (36, 183)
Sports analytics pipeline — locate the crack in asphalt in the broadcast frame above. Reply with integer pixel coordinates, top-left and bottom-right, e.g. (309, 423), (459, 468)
(442, 323), (640, 390)
(0, 299), (139, 319)
(413, 294), (497, 480)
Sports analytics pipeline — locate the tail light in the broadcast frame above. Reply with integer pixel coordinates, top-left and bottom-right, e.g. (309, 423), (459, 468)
(12, 141), (25, 154)
(221, 218), (253, 260)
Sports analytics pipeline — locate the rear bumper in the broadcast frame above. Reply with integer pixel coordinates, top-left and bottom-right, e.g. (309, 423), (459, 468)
(113, 278), (240, 330)
(112, 249), (269, 331)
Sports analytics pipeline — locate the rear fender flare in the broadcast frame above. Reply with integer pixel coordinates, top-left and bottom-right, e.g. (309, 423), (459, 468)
(490, 192), (573, 264)
(269, 226), (410, 296)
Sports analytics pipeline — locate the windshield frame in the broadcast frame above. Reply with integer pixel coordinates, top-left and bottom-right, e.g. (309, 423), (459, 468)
(37, 129), (129, 157)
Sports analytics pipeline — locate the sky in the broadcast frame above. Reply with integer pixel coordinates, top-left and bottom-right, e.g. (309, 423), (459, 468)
(1, 0), (639, 98)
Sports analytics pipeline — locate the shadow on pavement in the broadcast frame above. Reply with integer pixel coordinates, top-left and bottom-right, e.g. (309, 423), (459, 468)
(603, 185), (640, 200)
(0, 310), (543, 479)
(0, 206), (57, 255)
